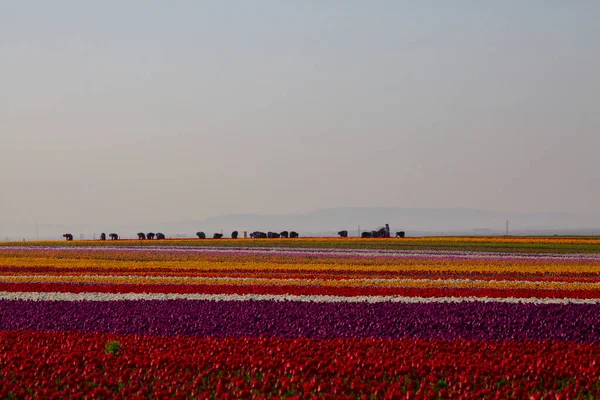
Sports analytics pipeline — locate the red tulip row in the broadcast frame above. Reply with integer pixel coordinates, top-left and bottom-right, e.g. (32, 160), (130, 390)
(2, 281), (600, 300)
(5, 265), (600, 281)
(1, 330), (599, 399)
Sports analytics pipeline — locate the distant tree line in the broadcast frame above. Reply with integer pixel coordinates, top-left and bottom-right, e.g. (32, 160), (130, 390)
(62, 226), (406, 241)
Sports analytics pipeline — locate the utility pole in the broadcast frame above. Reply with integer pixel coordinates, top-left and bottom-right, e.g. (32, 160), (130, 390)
(36, 220), (39, 241)
(358, 225), (360, 237)
(506, 220), (509, 236)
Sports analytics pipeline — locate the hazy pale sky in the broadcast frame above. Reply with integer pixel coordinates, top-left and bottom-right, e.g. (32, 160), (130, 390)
(1, 1), (599, 226)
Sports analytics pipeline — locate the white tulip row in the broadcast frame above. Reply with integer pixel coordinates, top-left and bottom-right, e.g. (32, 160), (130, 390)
(1, 291), (598, 304)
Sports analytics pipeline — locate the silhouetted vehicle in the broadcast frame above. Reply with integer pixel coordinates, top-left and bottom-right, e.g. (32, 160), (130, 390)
(289, 231), (299, 238)
(231, 231), (238, 239)
(109, 233), (119, 240)
(147, 232), (155, 240)
(196, 232), (206, 239)
(156, 233), (165, 240)
(268, 232), (281, 238)
(360, 224), (392, 238)
(213, 233), (223, 239)
(100, 233), (106, 241)
(396, 231), (405, 238)
(361, 227), (388, 238)
(280, 231), (289, 238)
(250, 231), (267, 238)
(63, 233), (73, 241)
(373, 228), (388, 238)
(137, 232), (146, 240)
(338, 230), (348, 238)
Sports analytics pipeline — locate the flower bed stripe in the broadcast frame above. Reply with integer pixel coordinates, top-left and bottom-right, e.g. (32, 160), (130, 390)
(4, 274), (600, 292)
(2, 299), (600, 342)
(4, 245), (600, 260)
(3, 282), (600, 300)
(2, 291), (600, 303)
(3, 257), (600, 275)
(3, 266), (600, 282)
(2, 330), (600, 398)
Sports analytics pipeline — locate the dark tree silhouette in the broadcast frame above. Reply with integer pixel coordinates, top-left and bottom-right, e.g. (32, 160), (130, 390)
(109, 233), (119, 240)
(268, 232), (280, 238)
(250, 231), (267, 238)
(213, 233), (223, 239)
(361, 231), (372, 238)
(156, 233), (165, 240)
(338, 230), (348, 238)
(396, 231), (405, 238)
(147, 233), (155, 240)
(100, 233), (106, 241)
(289, 231), (299, 238)
(196, 232), (206, 239)
(137, 232), (146, 240)
(63, 233), (73, 241)
(231, 231), (238, 239)
(280, 231), (289, 238)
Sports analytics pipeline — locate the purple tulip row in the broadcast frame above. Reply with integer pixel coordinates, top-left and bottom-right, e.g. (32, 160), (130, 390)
(2, 299), (600, 343)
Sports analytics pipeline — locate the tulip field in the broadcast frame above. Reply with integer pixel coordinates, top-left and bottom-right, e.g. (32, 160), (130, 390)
(1, 237), (600, 399)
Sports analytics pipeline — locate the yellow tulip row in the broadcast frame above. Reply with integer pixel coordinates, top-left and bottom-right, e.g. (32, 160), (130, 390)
(2, 274), (600, 291)
(2, 256), (600, 275)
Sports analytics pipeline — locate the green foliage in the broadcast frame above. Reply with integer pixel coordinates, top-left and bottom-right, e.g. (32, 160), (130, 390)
(105, 341), (121, 356)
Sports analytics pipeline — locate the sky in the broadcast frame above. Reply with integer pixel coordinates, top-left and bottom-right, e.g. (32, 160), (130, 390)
(1, 1), (599, 227)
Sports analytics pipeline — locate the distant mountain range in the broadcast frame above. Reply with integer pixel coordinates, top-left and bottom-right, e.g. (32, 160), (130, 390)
(2, 207), (599, 240)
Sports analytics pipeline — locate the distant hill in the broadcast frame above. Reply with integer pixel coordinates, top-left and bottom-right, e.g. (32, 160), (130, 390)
(2, 207), (599, 240)
(145, 207), (596, 237)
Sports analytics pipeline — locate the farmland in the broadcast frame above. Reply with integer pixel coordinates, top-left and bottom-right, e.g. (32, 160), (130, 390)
(1, 237), (600, 399)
